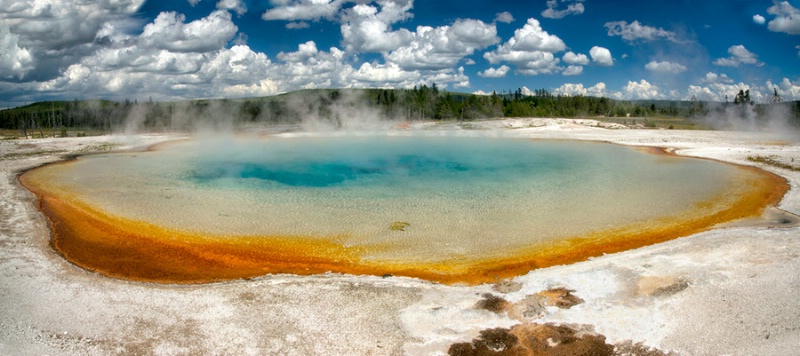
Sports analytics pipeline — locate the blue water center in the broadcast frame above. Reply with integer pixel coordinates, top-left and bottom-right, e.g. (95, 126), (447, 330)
(185, 136), (572, 189)
(190, 154), (472, 187)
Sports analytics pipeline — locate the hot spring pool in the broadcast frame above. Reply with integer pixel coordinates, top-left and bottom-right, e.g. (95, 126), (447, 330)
(21, 135), (786, 284)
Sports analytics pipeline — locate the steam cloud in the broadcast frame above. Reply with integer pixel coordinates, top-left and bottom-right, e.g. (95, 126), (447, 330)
(696, 101), (797, 135)
(121, 90), (400, 135)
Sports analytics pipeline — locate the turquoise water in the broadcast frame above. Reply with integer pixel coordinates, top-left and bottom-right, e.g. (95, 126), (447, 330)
(46, 135), (744, 262)
(186, 137), (574, 189)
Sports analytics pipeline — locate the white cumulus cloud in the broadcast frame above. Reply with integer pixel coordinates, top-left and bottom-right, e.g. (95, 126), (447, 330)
(0, 23), (35, 79)
(604, 20), (678, 42)
(277, 40), (319, 62)
(553, 82), (607, 97)
(702, 72), (734, 84)
(713, 45), (763, 67)
(286, 21), (310, 29)
(448, 19), (501, 49)
(350, 62), (469, 89)
(645, 60), (687, 73)
(767, 1), (800, 35)
(0, 0), (145, 82)
(2, 1), (485, 106)
(541, 0), (585, 19)
(562, 51), (589, 65)
(483, 18), (566, 75)
(478, 65), (510, 78)
(686, 80), (761, 102)
(589, 46), (613, 66)
(753, 14), (766, 25)
(352, 62), (419, 84)
(562, 65), (583, 76)
(495, 11), (514, 24)
(383, 19), (499, 70)
(217, 0), (247, 15)
(484, 51), (561, 75)
(5, 0), (145, 49)
(621, 79), (661, 100)
(273, 45), (356, 90)
(140, 11), (238, 53)
(768, 78), (800, 101)
(261, 0), (345, 21)
(510, 19), (567, 52)
(340, 1), (415, 52)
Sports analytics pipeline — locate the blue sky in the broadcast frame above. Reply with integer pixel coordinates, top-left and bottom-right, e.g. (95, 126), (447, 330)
(1, 0), (799, 108)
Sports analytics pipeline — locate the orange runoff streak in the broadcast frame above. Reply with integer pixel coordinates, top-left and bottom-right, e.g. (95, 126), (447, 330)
(19, 157), (788, 285)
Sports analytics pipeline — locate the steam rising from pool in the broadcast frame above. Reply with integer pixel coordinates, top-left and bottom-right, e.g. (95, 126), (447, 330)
(21, 134), (785, 283)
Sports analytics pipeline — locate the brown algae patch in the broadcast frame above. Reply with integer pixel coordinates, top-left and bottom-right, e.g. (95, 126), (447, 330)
(447, 322), (678, 356)
(18, 141), (788, 285)
(448, 323), (616, 356)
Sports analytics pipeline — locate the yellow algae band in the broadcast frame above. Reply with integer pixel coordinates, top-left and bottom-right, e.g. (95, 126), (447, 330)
(19, 137), (788, 285)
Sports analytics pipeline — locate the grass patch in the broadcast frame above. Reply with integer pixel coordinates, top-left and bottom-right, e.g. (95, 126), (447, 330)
(458, 122), (491, 130)
(748, 155), (800, 171)
(0, 128), (108, 139)
(1, 150), (67, 160)
(598, 117), (713, 130)
(0, 130), (22, 140)
(1, 141), (123, 160)
(78, 142), (120, 152)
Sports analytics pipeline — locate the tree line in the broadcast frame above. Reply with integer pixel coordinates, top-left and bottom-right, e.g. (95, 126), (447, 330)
(2, 86), (800, 135)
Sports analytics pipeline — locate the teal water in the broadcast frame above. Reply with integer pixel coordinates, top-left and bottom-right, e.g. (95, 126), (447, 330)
(46, 135), (746, 262)
(186, 137), (574, 189)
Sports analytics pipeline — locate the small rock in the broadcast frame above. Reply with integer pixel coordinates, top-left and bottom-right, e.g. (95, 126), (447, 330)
(492, 279), (522, 293)
(389, 221), (410, 231)
(539, 287), (584, 309)
(508, 294), (548, 321)
(637, 276), (689, 297)
(474, 293), (510, 314)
